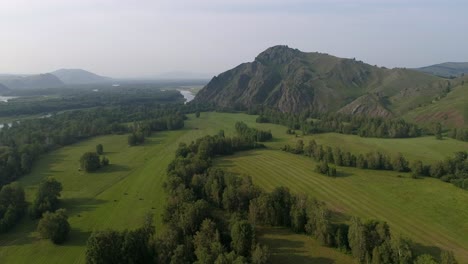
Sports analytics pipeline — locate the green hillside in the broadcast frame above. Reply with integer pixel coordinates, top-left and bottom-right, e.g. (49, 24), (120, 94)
(405, 77), (468, 128)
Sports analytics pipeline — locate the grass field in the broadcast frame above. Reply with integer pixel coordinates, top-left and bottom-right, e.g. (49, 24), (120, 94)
(0, 112), (466, 263)
(257, 227), (356, 264)
(216, 149), (468, 262)
(301, 133), (468, 163)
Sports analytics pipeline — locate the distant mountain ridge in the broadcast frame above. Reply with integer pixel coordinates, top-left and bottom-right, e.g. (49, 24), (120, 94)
(0, 69), (112, 90)
(194, 45), (450, 118)
(415, 62), (468, 78)
(51, 69), (112, 84)
(0, 73), (64, 90)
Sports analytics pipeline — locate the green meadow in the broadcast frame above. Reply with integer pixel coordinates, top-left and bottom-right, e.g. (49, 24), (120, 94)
(0, 112), (467, 263)
(216, 149), (468, 262)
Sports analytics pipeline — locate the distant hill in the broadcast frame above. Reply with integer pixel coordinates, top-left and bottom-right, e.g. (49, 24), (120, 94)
(0, 73), (64, 90)
(194, 45), (448, 118)
(0, 83), (10, 94)
(415, 62), (468, 78)
(405, 75), (468, 128)
(51, 69), (112, 84)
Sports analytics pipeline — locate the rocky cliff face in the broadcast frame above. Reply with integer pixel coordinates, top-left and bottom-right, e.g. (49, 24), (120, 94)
(194, 45), (444, 117)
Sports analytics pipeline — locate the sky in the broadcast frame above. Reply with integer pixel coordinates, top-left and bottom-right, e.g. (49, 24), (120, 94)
(0, 0), (467, 78)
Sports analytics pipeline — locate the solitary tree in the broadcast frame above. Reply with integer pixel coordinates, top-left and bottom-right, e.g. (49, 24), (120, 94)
(80, 152), (101, 172)
(37, 208), (70, 244)
(96, 144), (104, 155)
(433, 123), (443, 140)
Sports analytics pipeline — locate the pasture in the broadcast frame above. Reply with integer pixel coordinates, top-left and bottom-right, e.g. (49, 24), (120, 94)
(0, 112), (466, 263)
(216, 149), (468, 262)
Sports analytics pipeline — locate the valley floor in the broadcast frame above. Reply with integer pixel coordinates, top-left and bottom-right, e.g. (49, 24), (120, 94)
(0, 112), (467, 263)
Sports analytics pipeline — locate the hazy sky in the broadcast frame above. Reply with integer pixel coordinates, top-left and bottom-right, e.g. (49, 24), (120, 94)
(1, 0), (467, 78)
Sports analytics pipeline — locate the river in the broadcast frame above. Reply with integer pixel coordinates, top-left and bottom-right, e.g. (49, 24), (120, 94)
(0, 96), (17, 102)
(178, 89), (195, 103)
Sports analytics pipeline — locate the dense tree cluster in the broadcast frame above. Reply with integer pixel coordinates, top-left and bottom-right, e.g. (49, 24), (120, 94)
(0, 182), (26, 232)
(0, 86), (184, 117)
(0, 104), (186, 189)
(86, 124), (273, 263)
(29, 177), (63, 219)
(425, 151), (468, 190)
(252, 107), (422, 138)
(86, 214), (155, 264)
(37, 208), (70, 244)
(158, 130), (271, 263)
(235, 122), (272, 142)
(449, 128), (468, 142)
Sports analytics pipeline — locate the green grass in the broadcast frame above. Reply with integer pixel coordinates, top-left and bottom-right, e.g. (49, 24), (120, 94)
(0, 111), (466, 263)
(300, 133), (468, 163)
(257, 227), (356, 264)
(216, 149), (468, 262)
(404, 82), (468, 128)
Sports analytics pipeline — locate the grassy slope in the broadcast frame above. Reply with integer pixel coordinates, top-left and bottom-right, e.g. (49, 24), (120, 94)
(0, 112), (466, 263)
(300, 133), (468, 163)
(404, 82), (468, 128)
(216, 150), (468, 262)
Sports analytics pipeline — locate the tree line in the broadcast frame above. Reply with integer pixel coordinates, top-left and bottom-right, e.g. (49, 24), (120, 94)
(282, 139), (468, 190)
(252, 106), (422, 139)
(235, 121), (272, 142)
(449, 128), (468, 142)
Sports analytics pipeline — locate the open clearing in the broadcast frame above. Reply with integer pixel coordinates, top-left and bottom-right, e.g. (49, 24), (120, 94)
(0, 112), (467, 263)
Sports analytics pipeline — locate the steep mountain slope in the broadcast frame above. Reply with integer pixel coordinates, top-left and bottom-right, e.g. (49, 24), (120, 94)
(404, 75), (468, 128)
(0, 73), (64, 89)
(51, 69), (112, 84)
(415, 62), (468, 78)
(194, 45), (445, 117)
